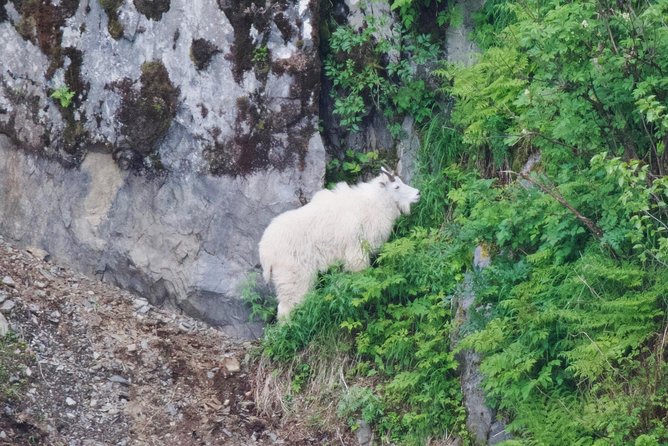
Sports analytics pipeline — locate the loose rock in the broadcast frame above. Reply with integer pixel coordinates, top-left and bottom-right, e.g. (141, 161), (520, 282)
(48, 310), (61, 323)
(0, 312), (8, 336)
(0, 299), (16, 313)
(2, 276), (15, 287)
(109, 375), (131, 386)
(222, 357), (241, 373)
(26, 247), (50, 261)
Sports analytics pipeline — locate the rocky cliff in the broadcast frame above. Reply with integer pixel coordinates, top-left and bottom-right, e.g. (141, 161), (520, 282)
(0, 0), (325, 338)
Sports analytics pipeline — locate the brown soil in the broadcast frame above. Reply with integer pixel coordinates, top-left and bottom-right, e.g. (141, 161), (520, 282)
(0, 236), (352, 445)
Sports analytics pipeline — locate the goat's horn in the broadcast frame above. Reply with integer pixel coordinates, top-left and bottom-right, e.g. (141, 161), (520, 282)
(380, 166), (395, 181)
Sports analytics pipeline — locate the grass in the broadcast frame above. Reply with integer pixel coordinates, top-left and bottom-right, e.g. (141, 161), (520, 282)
(253, 338), (355, 435)
(0, 331), (32, 401)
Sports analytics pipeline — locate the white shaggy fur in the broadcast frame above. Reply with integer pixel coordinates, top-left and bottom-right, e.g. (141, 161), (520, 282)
(259, 169), (420, 318)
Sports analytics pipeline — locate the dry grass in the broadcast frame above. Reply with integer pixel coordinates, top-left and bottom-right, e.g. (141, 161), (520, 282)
(253, 345), (354, 433)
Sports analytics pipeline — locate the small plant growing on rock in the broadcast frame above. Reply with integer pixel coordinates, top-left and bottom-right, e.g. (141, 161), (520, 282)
(252, 45), (270, 73)
(50, 85), (75, 108)
(326, 149), (385, 186)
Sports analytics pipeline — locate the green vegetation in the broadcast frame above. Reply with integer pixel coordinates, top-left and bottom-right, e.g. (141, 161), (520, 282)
(325, 149), (385, 187)
(259, 0), (668, 444)
(324, 18), (438, 136)
(0, 331), (31, 402)
(240, 273), (277, 324)
(50, 85), (75, 108)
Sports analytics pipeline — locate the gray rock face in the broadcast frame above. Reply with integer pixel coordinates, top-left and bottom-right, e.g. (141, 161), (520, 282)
(451, 246), (511, 445)
(446, 0), (485, 66)
(0, 0), (325, 338)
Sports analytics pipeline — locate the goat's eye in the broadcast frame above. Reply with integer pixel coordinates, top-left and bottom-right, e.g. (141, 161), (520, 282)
(394, 185), (400, 189)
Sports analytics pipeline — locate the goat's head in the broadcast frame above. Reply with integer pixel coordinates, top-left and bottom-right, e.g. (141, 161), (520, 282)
(379, 166), (420, 214)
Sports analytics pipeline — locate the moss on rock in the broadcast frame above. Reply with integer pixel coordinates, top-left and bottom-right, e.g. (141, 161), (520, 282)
(133, 0), (170, 21)
(99, 0), (124, 39)
(11, 0), (80, 77)
(116, 60), (180, 158)
(190, 38), (220, 71)
(203, 1), (319, 176)
(218, 0), (273, 83)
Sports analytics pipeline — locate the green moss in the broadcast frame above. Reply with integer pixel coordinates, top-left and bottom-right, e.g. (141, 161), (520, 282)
(133, 0), (169, 21)
(0, 332), (32, 403)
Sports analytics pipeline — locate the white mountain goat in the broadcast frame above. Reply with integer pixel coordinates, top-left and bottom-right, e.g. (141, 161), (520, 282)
(259, 167), (420, 318)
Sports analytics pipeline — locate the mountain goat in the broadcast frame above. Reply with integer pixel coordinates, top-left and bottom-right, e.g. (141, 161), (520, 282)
(259, 167), (420, 319)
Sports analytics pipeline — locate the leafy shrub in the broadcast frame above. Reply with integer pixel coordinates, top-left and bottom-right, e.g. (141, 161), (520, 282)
(324, 21), (438, 135)
(325, 149), (384, 187)
(438, 0), (668, 176)
(451, 154), (668, 444)
(240, 273), (277, 324)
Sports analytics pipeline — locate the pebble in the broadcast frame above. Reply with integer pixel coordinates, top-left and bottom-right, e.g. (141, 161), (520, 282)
(109, 375), (131, 386)
(66, 397), (76, 406)
(0, 313), (8, 337)
(0, 300), (16, 313)
(25, 367), (32, 377)
(222, 357), (241, 373)
(178, 321), (193, 331)
(136, 305), (151, 315)
(2, 276), (15, 288)
(26, 247), (50, 261)
(48, 310), (61, 323)
(34, 281), (47, 289)
(126, 344), (137, 353)
(132, 298), (149, 309)
(0, 291), (7, 303)
(0, 431), (6, 439)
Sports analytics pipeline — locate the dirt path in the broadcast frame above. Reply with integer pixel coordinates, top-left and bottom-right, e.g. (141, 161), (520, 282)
(0, 236), (348, 445)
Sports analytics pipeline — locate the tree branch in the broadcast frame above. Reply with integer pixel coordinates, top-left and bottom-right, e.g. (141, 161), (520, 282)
(506, 170), (605, 239)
